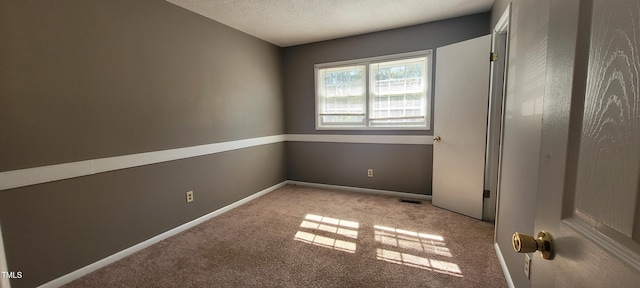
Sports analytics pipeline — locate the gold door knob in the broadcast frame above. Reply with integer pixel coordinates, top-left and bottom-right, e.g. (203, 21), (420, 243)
(512, 231), (554, 260)
(434, 136), (441, 142)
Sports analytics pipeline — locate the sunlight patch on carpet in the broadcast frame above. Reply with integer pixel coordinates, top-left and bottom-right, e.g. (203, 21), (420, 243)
(294, 231), (357, 253)
(294, 214), (360, 253)
(374, 225), (452, 257)
(300, 220), (358, 239)
(373, 225), (462, 276)
(305, 214), (360, 229)
(376, 248), (463, 277)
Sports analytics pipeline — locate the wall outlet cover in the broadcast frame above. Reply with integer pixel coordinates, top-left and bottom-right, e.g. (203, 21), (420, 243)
(524, 253), (531, 279)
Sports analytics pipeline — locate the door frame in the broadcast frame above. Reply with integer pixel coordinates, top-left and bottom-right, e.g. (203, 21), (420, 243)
(489, 3), (514, 287)
(483, 4), (511, 222)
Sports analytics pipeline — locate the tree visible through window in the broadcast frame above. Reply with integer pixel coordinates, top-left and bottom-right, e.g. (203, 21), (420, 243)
(315, 51), (431, 130)
(317, 65), (366, 125)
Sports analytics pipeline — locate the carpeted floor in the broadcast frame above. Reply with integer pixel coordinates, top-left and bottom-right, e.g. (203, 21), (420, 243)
(64, 185), (507, 287)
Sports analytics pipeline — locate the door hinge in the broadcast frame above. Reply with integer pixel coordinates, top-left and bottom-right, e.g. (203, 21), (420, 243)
(490, 52), (498, 62)
(483, 190), (491, 198)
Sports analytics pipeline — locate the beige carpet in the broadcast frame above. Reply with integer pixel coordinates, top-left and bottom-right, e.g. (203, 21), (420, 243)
(64, 185), (507, 287)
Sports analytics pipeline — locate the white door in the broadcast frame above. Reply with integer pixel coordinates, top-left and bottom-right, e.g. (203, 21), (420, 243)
(432, 35), (491, 219)
(520, 1), (640, 286)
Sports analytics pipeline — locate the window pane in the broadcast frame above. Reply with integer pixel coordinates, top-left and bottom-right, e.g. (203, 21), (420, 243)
(390, 96), (403, 108)
(369, 57), (427, 127)
(321, 115), (365, 124)
(406, 94), (421, 107)
(317, 65), (366, 127)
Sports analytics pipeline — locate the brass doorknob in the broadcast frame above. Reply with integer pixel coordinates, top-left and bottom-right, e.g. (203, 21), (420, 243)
(434, 136), (441, 142)
(512, 231), (554, 260)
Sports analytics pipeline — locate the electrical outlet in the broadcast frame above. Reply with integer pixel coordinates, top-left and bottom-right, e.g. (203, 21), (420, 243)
(524, 254), (531, 279)
(367, 169), (374, 177)
(186, 191), (194, 203)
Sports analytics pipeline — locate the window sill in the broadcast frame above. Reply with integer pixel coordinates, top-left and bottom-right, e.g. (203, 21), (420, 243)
(315, 126), (430, 131)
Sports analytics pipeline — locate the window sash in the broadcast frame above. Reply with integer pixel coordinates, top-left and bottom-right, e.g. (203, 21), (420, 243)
(316, 65), (366, 126)
(369, 57), (427, 127)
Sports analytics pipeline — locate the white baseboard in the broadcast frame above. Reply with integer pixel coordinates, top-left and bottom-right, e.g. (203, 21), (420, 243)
(494, 242), (515, 288)
(286, 180), (432, 201)
(37, 181), (287, 288)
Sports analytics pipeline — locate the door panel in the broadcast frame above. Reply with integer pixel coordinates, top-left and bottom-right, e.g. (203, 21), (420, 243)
(432, 35), (490, 220)
(574, 0), (639, 238)
(533, 0), (640, 286)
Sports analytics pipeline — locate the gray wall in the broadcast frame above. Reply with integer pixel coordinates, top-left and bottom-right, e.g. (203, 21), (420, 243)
(490, 0), (549, 287)
(283, 14), (491, 195)
(0, 1), (285, 287)
(0, 0), (284, 171)
(287, 142), (431, 194)
(0, 144), (285, 288)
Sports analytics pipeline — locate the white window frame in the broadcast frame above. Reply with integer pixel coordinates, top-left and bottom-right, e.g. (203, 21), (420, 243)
(315, 50), (432, 130)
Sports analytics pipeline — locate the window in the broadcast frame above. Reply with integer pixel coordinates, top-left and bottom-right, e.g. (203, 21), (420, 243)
(315, 51), (431, 130)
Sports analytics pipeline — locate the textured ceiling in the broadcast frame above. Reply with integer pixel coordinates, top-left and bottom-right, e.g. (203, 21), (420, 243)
(166, 0), (495, 47)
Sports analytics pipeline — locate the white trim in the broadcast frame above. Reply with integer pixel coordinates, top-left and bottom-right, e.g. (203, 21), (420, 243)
(563, 218), (640, 271)
(492, 0), (511, 256)
(313, 126), (430, 131)
(0, 160), (94, 192)
(314, 50), (432, 70)
(285, 134), (432, 145)
(91, 135), (284, 174)
(495, 242), (515, 288)
(0, 134), (432, 191)
(0, 222), (10, 288)
(286, 180), (432, 201)
(494, 3), (512, 33)
(0, 135), (285, 191)
(37, 181), (287, 288)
